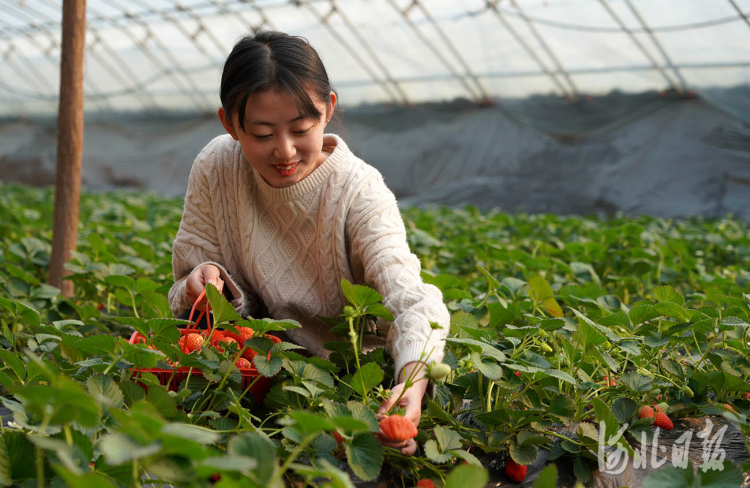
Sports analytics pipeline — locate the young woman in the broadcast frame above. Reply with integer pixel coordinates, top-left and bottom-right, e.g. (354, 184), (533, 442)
(167, 31), (449, 455)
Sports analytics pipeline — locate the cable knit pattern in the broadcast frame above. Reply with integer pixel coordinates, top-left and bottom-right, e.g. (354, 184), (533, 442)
(169, 133), (449, 378)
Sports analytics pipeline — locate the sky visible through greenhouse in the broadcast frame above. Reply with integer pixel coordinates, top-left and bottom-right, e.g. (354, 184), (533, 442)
(1, 0), (749, 115)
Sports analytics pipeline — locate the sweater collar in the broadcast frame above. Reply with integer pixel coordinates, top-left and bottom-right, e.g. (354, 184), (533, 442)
(253, 134), (349, 202)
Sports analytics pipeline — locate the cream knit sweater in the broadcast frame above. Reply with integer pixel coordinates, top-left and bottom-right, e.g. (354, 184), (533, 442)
(168, 133), (449, 378)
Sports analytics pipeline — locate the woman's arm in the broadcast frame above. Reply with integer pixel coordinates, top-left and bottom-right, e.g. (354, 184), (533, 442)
(168, 139), (254, 317)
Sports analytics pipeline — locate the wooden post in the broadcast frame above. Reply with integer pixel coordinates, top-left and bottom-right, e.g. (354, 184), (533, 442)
(49, 0), (87, 297)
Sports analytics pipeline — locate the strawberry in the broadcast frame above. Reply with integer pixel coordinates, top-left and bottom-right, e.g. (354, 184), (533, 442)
(236, 326), (254, 345)
(514, 371), (521, 377)
(235, 357), (251, 370)
(746, 392), (750, 400)
(638, 405), (654, 419)
(653, 411), (673, 430)
(505, 459), (527, 483)
(183, 333), (203, 353)
(203, 330), (224, 347)
(416, 480), (435, 488)
(332, 431), (344, 445)
(379, 415), (418, 441)
(723, 403), (737, 413)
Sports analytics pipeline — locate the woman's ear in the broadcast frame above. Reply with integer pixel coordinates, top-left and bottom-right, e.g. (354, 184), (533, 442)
(218, 107), (238, 140)
(326, 92), (337, 124)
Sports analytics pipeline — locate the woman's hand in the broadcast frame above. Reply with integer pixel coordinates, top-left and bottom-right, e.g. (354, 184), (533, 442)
(186, 264), (224, 311)
(376, 361), (428, 456)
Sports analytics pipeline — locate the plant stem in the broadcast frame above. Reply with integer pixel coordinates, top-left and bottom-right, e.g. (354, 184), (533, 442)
(268, 433), (315, 486)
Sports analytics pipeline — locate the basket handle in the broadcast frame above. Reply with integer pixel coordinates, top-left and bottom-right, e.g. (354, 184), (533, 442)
(187, 287), (212, 331)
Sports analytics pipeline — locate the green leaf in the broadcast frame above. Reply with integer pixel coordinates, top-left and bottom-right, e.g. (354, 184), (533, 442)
(363, 303), (394, 321)
(532, 464), (558, 488)
(611, 398), (637, 424)
(509, 441), (536, 464)
(284, 411), (334, 436)
(721, 316), (749, 328)
(87, 375), (124, 411)
(1, 431), (36, 480)
(547, 395), (576, 419)
(105, 275), (135, 291)
(0, 434), (12, 486)
(161, 423), (220, 444)
(135, 277), (159, 295)
(340, 279), (383, 309)
(592, 398), (619, 441)
(573, 456), (592, 484)
(450, 311), (478, 335)
(653, 286), (684, 305)
(642, 463), (695, 488)
(451, 449), (482, 467)
(424, 439), (453, 463)
(15, 301), (40, 327)
(227, 432), (277, 485)
(253, 353), (283, 378)
(74, 335), (117, 356)
(699, 460), (743, 487)
(0, 350), (26, 382)
(344, 433), (383, 481)
(100, 433), (161, 465)
(444, 464), (489, 488)
(630, 304), (658, 326)
(146, 386), (177, 418)
(544, 369), (577, 385)
(205, 282), (242, 326)
(350, 361), (383, 396)
(346, 401), (380, 432)
(653, 302), (690, 322)
(621, 372), (653, 392)
(435, 426), (463, 452)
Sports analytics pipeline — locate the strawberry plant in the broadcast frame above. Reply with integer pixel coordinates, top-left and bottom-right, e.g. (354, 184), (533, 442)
(1, 182), (749, 486)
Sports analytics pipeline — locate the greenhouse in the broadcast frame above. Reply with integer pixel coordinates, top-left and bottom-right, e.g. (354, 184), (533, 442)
(0, 1), (749, 487)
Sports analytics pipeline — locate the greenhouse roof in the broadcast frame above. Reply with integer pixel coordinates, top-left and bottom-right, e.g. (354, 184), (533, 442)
(2, 0), (750, 115)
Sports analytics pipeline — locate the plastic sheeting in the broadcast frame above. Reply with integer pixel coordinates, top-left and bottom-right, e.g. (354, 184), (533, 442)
(2, 0), (750, 115)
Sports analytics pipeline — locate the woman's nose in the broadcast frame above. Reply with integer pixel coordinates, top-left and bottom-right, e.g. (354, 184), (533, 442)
(273, 135), (295, 160)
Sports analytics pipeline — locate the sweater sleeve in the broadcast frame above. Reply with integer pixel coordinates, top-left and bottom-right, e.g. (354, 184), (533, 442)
(168, 139), (258, 318)
(346, 172), (450, 380)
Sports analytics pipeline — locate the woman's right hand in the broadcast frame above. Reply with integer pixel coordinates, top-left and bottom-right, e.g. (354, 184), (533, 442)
(186, 264), (224, 311)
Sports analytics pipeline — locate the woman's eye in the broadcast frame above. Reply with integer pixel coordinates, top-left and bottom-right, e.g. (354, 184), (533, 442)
(293, 128), (310, 135)
(252, 134), (272, 140)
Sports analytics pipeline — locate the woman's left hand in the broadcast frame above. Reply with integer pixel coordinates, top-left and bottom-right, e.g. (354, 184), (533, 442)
(375, 361), (428, 456)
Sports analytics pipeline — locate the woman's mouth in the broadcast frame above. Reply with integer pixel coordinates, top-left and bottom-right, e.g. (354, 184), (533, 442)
(273, 161), (299, 176)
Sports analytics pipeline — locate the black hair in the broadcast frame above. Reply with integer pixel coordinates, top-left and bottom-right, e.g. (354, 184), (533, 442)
(220, 31), (336, 133)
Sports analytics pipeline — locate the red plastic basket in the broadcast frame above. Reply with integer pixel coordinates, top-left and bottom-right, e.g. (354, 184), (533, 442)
(127, 288), (275, 404)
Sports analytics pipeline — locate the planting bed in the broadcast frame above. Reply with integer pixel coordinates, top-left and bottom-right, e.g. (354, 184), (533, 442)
(0, 182), (749, 487)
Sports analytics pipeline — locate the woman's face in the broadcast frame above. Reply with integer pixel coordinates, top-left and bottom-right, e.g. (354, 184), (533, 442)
(219, 87), (336, 188)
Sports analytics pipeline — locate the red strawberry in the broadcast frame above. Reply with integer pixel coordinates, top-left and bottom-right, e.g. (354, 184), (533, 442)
(203, 330), (224, 347)
(379, 415), (418, 441)
(235, 326), (254, 345)
(183, 333), (203, 353)
(746, 392), (750, 400)
(514, 371), (521, 377)
(235, 358), (251, 370)
(332, 431), (344, 445)
(638, 406), (654, 419)
(653, 411), (673, 430)
(505, 459), (527, 483)
(416, 480), (435, 488)
(723, 403), (737, 413)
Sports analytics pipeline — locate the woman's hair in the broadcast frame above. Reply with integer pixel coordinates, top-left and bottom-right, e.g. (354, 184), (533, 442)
(220, 31), (336, 132)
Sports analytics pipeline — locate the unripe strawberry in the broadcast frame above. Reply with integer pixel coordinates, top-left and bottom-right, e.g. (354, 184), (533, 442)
(183, 333), (203, 353)
(681, 386), (694, 398)
(428, 362), (451, 383)
(505, 459), (527, 483)
(540, 342), (553, 353)
(235, 358), (251, 370)
(416, 480), (435, 488)
(653, 411), (673, 430)
(379, 415), (417, 441)
(638, 405), (654, 419)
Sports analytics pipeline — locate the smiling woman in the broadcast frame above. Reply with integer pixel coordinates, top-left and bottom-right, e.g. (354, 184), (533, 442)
(167, 30), (451, 456)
